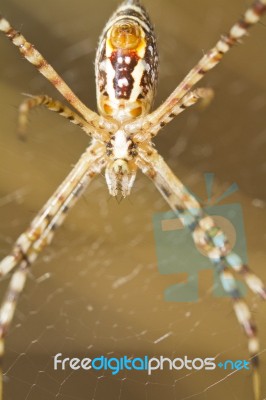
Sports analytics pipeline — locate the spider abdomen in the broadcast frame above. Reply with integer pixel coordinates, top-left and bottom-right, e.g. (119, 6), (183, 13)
(95, 0), (158, 122)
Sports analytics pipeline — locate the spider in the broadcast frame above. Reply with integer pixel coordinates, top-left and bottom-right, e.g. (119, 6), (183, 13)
(0, 0), (265, 398)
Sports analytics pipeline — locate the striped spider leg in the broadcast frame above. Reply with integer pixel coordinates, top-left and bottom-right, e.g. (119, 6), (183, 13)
(0, 143), (106, 395)
(136, 147), (266, 399)
(0, 0), (265, 399)
(131, 0), (266, 140)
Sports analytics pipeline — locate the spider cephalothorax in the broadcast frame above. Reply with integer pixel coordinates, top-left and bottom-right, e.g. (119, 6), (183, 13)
(105, 129), (139, 197)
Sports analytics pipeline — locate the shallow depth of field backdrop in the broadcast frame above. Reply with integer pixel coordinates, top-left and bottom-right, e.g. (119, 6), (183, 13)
(0, 0), (266, 399)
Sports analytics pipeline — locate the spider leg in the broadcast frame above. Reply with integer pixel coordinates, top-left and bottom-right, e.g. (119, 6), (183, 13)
(0, 158), (101, 329)
(137, 147), (266, 298)
(137, 148), (265, 399)
(133, 88), (214, 142)
(140, 0), (266, 132)
(0, 143), (106, 399)
(0, 143), (105, 279)
(18, 94), (109, 142)
(0, 16), (117, 135)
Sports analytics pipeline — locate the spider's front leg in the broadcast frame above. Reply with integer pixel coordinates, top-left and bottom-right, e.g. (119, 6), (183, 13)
(0, 144), (104, 278)
(137, 148), (266, 299)
(0, 143), (105, 398)
(136, 147), (265, 400)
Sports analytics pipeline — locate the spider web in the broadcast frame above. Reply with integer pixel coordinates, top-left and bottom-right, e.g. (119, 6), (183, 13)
(1, 0), (266, 399)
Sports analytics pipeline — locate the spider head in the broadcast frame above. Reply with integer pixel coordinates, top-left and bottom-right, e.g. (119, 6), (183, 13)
(95, 1), (158, 122)
(105, 159), (137, 197)
(105, 129), (138, 197)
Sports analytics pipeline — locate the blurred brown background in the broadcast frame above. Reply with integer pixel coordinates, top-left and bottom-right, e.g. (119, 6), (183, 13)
(0, 0), (266, 399)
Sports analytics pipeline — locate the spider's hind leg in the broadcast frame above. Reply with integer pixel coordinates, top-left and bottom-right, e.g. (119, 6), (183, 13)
(140, 0), (266, 138)
(136, 88), (214, 141)
(0, 15), (100, 125)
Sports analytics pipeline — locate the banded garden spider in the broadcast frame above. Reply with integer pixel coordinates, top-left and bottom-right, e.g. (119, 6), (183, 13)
(0, 0), (266, 399)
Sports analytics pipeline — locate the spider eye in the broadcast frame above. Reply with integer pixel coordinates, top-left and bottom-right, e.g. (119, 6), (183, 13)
(110, 21), (141, 50)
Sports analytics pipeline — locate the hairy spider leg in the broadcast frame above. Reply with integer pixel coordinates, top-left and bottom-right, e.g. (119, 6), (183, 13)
(0, 144), (106, 399)
(0, 15), (116, 137)
(141, 0), (266, 132)
(132, 88), (214, 141)
(18, 95), (109, 142)
(137, 149), (265, 399)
